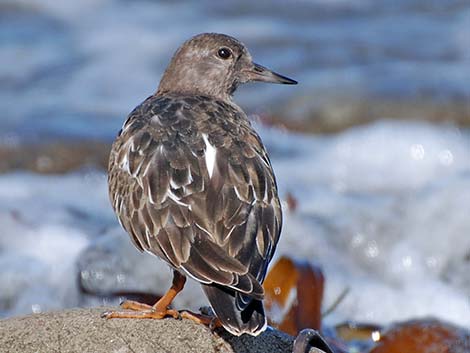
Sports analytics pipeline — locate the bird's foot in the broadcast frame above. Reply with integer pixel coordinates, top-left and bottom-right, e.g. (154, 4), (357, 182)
(101, 302), (221, 331)
(101, 300), (179, 320)
(101, 308), (180, 320)
(120, 299), (153, 311)
(179, 310), (222, 331)
(101, 305), (220, 330)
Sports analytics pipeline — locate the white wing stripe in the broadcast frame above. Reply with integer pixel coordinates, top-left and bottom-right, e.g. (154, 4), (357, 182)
(202, 133), (217, 178)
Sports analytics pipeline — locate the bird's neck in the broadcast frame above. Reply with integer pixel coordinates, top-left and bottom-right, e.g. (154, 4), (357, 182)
(155, 87), (234, 104)
(156, 61), (236, 103)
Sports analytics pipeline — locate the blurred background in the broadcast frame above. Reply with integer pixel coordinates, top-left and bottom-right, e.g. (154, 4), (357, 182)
(1, 0), (469, 338)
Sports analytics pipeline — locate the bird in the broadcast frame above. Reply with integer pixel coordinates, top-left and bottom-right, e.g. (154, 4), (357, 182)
(104, 33), (297, 336)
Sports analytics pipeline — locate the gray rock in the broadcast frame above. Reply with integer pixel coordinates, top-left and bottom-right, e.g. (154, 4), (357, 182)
(0, 307), (294, 353)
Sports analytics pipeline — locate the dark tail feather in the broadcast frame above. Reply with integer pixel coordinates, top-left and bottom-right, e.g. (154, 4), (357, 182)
(202, 284), (266, 336)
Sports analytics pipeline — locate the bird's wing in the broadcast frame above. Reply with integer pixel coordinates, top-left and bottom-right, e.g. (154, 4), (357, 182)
(108, 96), (281, 299)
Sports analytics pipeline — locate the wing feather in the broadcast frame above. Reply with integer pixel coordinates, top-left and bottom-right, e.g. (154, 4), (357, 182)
(146, 149), (170, 205)
(108, 95), (281, 301)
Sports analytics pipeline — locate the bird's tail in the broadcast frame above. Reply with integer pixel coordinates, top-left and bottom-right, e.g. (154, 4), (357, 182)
(202, 284), (266, 336)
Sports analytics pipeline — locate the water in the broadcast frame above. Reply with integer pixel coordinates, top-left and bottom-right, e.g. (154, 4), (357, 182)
(0, 0), (469, 332)
(1, 0), (470, 139)
(0, 121), (469, 329)
(269, 121), (470, 327)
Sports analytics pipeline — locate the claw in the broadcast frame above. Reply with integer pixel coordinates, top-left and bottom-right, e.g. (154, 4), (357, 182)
(209, 317), (219, 331)
(100, 311), (111, 319)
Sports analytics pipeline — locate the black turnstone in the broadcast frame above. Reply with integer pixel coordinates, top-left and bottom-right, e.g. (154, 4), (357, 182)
(104, 33), (297, 336)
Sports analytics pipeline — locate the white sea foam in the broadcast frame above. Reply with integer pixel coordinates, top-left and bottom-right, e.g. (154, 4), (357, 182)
(264, 120), (470, 328)
(2, 0), (470, 139)
(0, 121), (469, 329)
(1, 0), (470, 330)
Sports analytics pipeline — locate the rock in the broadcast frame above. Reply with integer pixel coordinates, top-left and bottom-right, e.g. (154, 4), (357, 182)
(368, 318), (470, 353)
(0, 307), (295, 353)
(0, 141), (110, 174)
(264, 256), (324, 336)
(275, 95), (470, 134)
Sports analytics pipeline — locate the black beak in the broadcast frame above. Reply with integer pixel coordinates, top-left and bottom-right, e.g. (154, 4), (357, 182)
(246, 63), (297, 85)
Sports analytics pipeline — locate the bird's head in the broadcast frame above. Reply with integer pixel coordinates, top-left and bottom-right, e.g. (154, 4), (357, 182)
(156, 33), (297, 101)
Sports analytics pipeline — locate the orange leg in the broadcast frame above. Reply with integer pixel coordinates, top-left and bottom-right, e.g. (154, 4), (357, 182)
(101, 270), (186, 320)
(102, 271), (221, 331)
(179, 310), (222, 330)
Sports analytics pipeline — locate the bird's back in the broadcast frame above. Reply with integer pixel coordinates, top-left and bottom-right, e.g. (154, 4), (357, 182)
(108, 94), (282, 335)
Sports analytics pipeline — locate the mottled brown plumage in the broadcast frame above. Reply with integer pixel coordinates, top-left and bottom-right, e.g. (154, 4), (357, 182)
(107, 33), (296, 336)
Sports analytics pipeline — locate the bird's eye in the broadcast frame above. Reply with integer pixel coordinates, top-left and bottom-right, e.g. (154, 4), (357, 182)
(217, 47), (232, 60)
